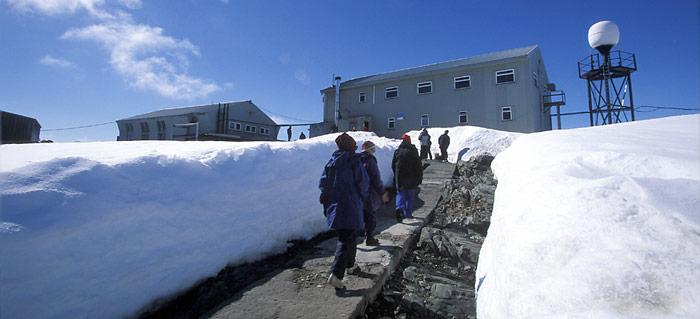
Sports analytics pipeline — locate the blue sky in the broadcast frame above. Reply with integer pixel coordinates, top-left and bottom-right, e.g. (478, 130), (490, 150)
(1, 0), (698, 142)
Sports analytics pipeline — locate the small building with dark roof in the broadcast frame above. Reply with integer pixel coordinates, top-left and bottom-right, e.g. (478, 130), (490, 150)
(1, 110), (41, 144)
(312, 45), (557, 138)
(116, 100), (279, 141)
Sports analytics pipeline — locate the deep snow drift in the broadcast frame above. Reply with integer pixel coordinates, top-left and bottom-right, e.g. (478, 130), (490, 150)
(477, 115), (700, 318)
(0, 132), (400, 319)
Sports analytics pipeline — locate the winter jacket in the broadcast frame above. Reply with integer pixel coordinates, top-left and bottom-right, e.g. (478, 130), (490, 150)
(419, 131), (431, 146)
(319, 150), (369, 230)
(438, 133), (450, 149)
(359, 152), (385, 212)
(392, 140), (423, 190)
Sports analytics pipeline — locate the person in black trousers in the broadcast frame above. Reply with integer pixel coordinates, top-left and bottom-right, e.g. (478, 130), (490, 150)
(359, 141), (387, 246)
(319, 133), (369, 289)
(438, 130), (450, 161)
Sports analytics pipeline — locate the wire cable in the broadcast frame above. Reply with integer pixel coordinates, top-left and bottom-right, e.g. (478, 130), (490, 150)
(635, 105), (699, 113)
(258, 107), (317, 124)
(42, 121), (115, 131)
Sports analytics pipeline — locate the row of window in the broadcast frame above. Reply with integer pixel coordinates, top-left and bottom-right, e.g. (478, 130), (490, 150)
(124, 121), (272, 139)
(358, 69), (517, 102)
(227, 122), (271, 135)
(385, 107), (513, 129)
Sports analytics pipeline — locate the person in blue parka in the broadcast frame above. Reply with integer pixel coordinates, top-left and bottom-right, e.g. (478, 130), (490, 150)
(319, 133), (369, 289)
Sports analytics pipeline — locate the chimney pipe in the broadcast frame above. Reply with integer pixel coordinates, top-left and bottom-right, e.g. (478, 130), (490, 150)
(334, 75), (341, 128)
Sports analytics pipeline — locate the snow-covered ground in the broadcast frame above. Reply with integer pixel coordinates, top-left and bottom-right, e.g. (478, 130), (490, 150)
(477, 115), (700, 318)
(1, 132), (400, 319)
(405, 126), (520, 162)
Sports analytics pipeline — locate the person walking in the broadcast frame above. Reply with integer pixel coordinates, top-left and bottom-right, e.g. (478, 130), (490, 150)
(392, 134), (422, 222)
(418, 128), (431, 160)
(319, 133), (369, 289)
(287, 126), (292, 141)
(359, 141), (386, 246)
(299, 131), (306, 140)
(438, 130), (450, 161)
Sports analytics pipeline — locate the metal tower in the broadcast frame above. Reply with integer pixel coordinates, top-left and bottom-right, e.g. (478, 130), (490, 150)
(579, 21), (638, 126)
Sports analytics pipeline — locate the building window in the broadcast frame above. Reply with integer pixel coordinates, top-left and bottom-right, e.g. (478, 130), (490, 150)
(260, 127), (270, 135)
(359, 92), (366, 103)
(417, 81), (432, 94)
(157, 120), (166, 140)
(251, 126), (257, 133)
(126, 123), (134, 139)
(229, 122), (242, 131)
(245, 124), (252, 132)
(454, 75), (471, 89)
(501, 107), (513, 121)
(387, 117), (395, 129)
(532, 72), (538, 88)
(140, 122), (150, 140)
(420, 114), (430, 127)
(385, 86), (398, 99)
(496, 69), (515, 84)
(459, 111), (468, 124)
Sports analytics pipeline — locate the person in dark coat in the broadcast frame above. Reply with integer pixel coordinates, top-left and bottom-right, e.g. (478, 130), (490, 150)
(299, 131), (306, 140)
(359, 141), (386, 246)
(438, 130), (450, 161)
(319, 133), (369, 289)
(392, 134), (422, 222)
(287, 126), (292, 141)
(418, 128), (431, 160)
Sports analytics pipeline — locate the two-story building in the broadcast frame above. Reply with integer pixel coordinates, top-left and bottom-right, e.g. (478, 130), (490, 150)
(311, 45), (555, 138)
(116, 100), (279, 141)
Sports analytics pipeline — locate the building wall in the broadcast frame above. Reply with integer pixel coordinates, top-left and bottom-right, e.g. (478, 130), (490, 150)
(1, 111), (41, 144)
(319, 53), (550, 138)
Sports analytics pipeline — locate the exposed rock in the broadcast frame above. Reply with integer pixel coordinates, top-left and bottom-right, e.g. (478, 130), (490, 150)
(365, 155), (496, 319)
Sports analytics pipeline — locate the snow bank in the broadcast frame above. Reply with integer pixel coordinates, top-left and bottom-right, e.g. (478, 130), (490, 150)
(477, 115), (700, 318)
(0, 132), (398, 319)
(405, 126), (521, 162)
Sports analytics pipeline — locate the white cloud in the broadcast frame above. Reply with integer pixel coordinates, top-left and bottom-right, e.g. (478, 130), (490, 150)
(39, 55), (75, 68)
(6, 0), (113, 18)
(62, 23), (220, 99)
(294, 69), (310, 86)
(118, 0), (141, 9)
(9, 0), (220, 100)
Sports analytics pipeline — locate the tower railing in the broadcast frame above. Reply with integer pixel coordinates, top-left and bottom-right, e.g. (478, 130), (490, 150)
(578, 50), (637, 79)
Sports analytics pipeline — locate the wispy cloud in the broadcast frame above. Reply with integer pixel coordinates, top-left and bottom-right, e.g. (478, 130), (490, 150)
(278, 53), (291, 65)
(8, 0), (219, 100)
(294, 69), (310, 86)
(63, 23), (219, 99)
(119, 0), (141, 9)
(39, 55), (75, 68)
(6, 0), (113, 18)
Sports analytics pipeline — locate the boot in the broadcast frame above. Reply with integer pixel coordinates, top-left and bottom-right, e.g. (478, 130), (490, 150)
(365, 236), (379, 246)
(327, 273), (345, 289)
(395, 209), (404, 223)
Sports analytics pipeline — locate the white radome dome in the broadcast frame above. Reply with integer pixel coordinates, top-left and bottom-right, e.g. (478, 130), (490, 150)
(588, 20), (620, 50)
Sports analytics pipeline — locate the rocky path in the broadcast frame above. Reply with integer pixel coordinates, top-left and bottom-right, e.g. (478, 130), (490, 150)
(137, 161), (456, 319)
(364, 155), (496, 319)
